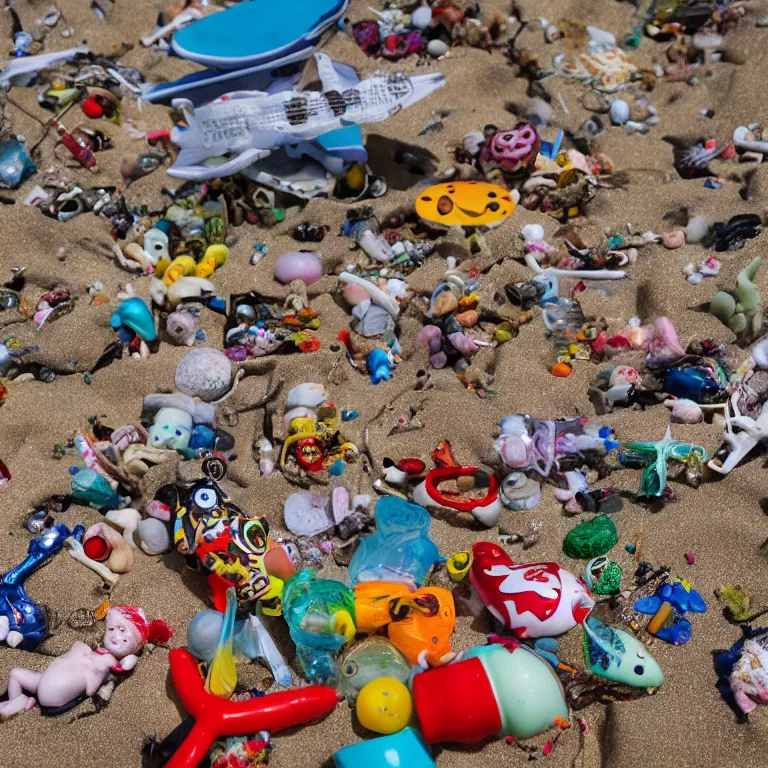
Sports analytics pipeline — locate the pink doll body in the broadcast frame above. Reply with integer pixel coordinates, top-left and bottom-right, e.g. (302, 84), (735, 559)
(0, 606), (171, 718)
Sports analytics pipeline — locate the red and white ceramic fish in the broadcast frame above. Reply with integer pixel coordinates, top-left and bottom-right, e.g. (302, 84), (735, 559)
(469, 542), (594, 638)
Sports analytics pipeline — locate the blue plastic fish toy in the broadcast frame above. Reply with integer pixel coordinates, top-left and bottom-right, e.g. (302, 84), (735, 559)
(582, 612), (664, 688)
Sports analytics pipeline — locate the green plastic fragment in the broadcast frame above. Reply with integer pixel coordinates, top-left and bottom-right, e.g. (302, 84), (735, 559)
(563, 515), (618, 560)
(594, 561), (623, 595)
(717, 585), (755, 622)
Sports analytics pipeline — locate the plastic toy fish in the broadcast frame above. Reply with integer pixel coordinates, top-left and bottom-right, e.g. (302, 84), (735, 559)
(469, 542), (594, 639)
(339, 636), (412, 699)
(0, 523), (84, 650)
(354, 582), (456, 668)
(582, 613), (663, 688)
(169, 53), (445, 180)
(151, 466), (283, 612)
(282, 569), (356, 685)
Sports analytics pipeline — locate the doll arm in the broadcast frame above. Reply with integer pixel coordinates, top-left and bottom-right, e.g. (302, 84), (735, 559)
(113, 654), (139, 672)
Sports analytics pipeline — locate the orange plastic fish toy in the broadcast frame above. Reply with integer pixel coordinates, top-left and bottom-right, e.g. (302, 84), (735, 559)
(354, 582), (456, 667)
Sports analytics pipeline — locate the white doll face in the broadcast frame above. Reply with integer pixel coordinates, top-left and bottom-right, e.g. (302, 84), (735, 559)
(103, 609), (143, 658)
(143, 228), (169, 264)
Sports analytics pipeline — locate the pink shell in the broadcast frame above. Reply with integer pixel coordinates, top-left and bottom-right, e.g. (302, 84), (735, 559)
(495, 435), (532, 467)
(274, 250), (324, 285)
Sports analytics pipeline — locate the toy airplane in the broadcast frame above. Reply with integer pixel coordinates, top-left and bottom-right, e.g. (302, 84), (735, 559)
(168, 53), (446, 181)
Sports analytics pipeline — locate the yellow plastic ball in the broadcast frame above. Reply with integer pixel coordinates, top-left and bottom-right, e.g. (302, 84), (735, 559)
(355, 677), (413, 734)
(345, 163), (367, 193)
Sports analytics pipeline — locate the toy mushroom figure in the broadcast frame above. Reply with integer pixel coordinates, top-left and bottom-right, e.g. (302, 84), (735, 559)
(0, 606), (172, 718)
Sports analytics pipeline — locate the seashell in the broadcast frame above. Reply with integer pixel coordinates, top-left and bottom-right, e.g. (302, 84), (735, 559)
(166, 310), (197, 346)
(167, 276), (216, 307)
(752, 338), (768, 369)
(284, 492), (333, 536)
(287, 383), (326, 409)
(671, 398), (703, 424)
(662, 230), (685, 249)
(175, 347), (233, 402)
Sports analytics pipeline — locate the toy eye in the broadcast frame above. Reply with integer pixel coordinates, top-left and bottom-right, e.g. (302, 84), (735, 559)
(634, 665), (644, 675)
(243, 520), (266, 550)
(343, 661), (358, 677)
(194, 489), (217, 509)
(175, 430), (182, 436)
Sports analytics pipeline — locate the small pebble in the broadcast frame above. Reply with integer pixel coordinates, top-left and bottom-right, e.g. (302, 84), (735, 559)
(662, 230), (685, 249)
(625, 543), (637, 554)
(410, 5), (432, 30)
(427, 39), (448, 58)
(685, 552), (695, 565)
(534, 637), (558, 652)
(609, 99), (630, 125)
(687, 272), (704, 285)
(521, 223), (545, 242)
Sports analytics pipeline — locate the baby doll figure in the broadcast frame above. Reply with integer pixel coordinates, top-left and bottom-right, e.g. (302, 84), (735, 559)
(0, 606), (172, 718)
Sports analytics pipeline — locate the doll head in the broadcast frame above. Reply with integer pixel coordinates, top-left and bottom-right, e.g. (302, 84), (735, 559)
(103, 606), (173, 659)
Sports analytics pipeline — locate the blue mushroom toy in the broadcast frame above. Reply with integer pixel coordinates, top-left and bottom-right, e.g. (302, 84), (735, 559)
(110, 297), (157, 344)
(367, 348), (391, 384)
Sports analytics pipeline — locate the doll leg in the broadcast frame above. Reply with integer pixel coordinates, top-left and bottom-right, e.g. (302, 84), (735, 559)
(0, 668), (42, 717)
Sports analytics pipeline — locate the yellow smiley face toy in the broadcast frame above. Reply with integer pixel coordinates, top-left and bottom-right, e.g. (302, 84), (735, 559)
(415, 181), (518, 229)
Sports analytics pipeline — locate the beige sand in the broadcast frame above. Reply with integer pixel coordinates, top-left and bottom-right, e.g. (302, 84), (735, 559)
(1, 0), (768, 765)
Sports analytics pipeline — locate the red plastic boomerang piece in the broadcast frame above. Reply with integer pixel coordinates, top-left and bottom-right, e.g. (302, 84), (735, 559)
(165, 648), (337, 768)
